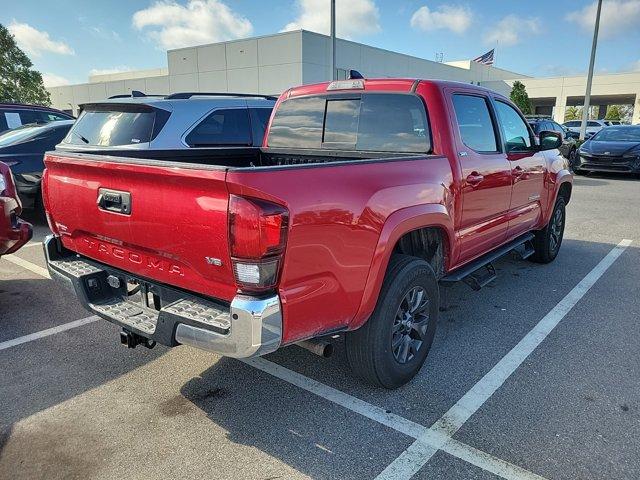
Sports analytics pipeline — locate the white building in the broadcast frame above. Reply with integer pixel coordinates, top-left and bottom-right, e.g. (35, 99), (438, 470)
(48, 30), (639, 125)
(47, 30), (523, 115)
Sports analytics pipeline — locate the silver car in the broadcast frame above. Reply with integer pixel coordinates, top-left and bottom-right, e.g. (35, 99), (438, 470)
(58, 93), (276, 152)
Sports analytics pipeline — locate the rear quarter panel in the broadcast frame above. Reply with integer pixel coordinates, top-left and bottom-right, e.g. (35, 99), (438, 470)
(227, 156), (455, 343)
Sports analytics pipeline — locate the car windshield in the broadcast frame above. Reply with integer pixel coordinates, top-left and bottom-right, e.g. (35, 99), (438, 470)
(0, 124), (48, 147)
(65, 108), (158, 146)
(591, 127), (640, 142)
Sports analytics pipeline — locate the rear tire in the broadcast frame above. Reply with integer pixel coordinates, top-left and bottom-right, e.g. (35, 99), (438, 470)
(345, 254), (439, 389)
(530, 197), (566, 264)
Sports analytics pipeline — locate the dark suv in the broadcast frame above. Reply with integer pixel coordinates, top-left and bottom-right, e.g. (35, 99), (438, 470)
(0, 104), (74, 134)
(526, 116), (578, 165)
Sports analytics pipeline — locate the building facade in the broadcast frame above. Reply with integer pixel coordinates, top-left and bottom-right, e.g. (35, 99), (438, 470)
(47, 30), (639, 124)
(47, 30), (524, 115)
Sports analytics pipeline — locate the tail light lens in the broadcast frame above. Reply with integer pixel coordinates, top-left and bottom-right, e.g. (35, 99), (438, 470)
(229, 195), (289, 292)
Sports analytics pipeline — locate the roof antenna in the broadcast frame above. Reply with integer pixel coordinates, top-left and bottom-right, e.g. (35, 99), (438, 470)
(348, 70), (364, 79)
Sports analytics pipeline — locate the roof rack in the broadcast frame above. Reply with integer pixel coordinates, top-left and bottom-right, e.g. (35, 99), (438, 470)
(165, 92), (278, 101)
(524, 114), (553, 120)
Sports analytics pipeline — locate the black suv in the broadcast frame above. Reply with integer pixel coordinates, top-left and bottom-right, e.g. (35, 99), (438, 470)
(526, 116), (578, 165)
(0, 103), (74, 134)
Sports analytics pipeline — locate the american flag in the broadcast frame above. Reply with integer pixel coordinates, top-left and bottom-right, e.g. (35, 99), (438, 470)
(473, 49), (495, 66)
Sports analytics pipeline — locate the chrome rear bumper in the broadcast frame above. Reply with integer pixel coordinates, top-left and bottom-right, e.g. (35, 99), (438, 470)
(44, 235), (282, 358)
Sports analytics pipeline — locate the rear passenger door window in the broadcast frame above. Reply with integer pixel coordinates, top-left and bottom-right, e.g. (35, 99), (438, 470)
(186, 108), (251, 147)
(452, 94), (498, 152)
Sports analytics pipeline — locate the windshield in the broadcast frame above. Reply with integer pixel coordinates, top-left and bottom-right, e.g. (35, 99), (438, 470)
(65, 108), (158, 146)
(591, 127), (640, 142)
(0, 124), (48, 147)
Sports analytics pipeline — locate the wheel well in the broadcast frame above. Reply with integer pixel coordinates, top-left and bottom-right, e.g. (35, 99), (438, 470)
(558, 182), (572, 204)
(393, 227), (447, 278)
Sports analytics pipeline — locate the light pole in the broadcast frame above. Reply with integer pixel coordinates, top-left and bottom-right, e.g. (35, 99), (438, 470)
(330, 0), (336, 80)
(579, 0), (602, 140)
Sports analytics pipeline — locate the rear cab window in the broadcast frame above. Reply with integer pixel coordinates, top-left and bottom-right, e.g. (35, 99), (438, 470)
(268, 93), (430, 153)
(63, 104), (169, 147)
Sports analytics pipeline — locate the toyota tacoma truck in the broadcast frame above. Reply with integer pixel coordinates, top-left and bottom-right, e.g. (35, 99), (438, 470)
(42, 79), (572, 388)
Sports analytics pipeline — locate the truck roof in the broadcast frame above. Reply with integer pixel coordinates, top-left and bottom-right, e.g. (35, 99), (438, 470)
(286, 78), (504, 99)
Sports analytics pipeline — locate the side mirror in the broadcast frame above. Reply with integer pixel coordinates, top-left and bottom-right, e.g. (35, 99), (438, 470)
(539, 130), (562, 150)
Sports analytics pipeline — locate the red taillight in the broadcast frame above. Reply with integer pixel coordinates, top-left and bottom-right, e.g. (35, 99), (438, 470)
(229, 195), (289, 292)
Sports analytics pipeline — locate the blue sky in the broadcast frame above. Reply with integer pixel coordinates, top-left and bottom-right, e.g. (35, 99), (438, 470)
(3, 0), (639, 87)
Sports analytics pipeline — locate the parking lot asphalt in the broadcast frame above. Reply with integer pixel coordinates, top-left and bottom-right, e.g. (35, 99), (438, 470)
(1, 172), (639, 480)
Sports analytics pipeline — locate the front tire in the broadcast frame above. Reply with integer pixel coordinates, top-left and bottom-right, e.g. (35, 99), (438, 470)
(345, 254), (439, 389)
(530, 197), (566, 264)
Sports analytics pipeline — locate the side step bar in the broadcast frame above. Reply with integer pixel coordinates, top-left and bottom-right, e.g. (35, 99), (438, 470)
(440, 233), (535, 290)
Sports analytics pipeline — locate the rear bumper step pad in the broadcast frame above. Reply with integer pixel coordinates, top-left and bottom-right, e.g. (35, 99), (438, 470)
(44, 235), (281, 358)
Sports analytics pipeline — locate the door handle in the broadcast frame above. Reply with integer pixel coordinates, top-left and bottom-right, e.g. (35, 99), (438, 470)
(466, 172), (484, 186)
(511, 165), (524, 178)
(512, 166), (527, 180)
(97, 188), (132, 215)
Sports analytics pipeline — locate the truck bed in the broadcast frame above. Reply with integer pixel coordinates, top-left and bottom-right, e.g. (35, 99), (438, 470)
(54, 146), (421, 170)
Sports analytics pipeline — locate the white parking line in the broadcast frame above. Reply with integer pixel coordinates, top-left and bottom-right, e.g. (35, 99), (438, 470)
(23, 241), (44, 248)
(0, 316), (99, 351)
(376, 238), (632, 479)
(3, 253), (50, 278)
(4, 239), (632, 479)
(245, 357), (545, 480)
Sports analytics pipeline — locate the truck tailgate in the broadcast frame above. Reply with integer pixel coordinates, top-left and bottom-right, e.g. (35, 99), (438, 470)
(43, 153), (237, 302)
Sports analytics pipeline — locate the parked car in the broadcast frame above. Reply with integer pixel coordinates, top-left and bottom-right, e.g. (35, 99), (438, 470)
(0, 161), (32, 257)
(527, 117), (577, 164)
(56, 93), (276, 154)
(575, 125), (640, 175)
(563, 119), (608, 136)
(0, 120), (74, 213)
(42, 79), (572, 388)
(0, 103), (73, 134)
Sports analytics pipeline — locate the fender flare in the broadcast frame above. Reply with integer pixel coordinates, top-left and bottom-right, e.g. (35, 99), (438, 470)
(543, 170), (573, 225)
(349, 204), (455, 330)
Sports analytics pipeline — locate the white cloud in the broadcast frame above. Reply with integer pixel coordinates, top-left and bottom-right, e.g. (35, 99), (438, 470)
(633, 60), (640, 71)
(89, 66), (133, 76)
(132, 0), (253, 50)
(42, 73), (70, 87)
(484, 15), (541, 47)
(566, 0), (640, 38)
(8, 21), (75, 57)
(282, 0), (381, 38)
(410, 4), (473, 34)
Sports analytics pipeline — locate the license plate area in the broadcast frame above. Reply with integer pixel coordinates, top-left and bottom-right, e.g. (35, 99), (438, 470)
(126, 279), (162, 311)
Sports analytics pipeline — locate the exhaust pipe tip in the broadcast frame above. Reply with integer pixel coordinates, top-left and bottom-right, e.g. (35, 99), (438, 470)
(296, 339), (334, 358)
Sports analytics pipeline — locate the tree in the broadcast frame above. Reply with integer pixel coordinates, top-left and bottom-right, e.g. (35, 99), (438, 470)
(564, 106), (580, 121)
(604, 105), (622, 121)
(0, 23), (50, 105)
(510, 80), (532, 115)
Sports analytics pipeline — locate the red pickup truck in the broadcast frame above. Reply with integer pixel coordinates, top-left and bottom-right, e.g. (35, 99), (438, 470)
(43, 79), (572, 388)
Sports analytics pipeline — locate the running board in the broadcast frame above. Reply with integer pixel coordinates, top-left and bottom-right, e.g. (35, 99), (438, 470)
(440, 233), (535, 289)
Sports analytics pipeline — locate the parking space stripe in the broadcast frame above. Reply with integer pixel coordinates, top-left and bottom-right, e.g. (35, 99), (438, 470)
(245, 357), (546, 480)
(22, 241), (44, 248)
(3, 253), (50, 278)
(377, 238), (632, 479)
(0, 316), (99, 351)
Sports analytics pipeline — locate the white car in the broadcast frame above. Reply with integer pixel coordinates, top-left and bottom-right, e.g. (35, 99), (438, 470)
(563, 119), (608, 136)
